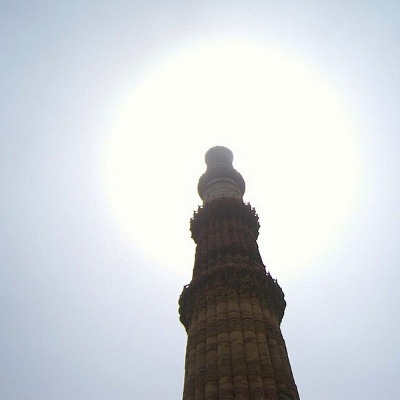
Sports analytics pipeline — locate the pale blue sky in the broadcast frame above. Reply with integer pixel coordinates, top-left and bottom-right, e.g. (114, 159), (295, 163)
(2, 1), (400, 399)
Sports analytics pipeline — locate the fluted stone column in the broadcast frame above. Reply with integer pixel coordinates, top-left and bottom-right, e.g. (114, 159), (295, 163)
(179, 147), (299, 400)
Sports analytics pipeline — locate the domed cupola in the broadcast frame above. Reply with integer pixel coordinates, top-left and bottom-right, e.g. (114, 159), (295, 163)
(197, 146), (245, 203)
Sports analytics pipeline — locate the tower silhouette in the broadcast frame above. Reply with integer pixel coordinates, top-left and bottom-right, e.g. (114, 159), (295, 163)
(179, 146), (299, 400)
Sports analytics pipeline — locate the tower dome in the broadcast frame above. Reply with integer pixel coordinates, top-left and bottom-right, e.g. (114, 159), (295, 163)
(197, 146), (245, 203)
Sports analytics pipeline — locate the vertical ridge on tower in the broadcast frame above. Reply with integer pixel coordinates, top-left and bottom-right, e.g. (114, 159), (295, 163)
(179, 146), (299, 400)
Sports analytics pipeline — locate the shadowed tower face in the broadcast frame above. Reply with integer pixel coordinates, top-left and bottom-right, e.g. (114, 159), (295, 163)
(179, 146), (300, 400)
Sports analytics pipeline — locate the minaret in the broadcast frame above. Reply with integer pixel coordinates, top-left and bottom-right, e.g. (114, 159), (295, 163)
(179, 146), (299, 400)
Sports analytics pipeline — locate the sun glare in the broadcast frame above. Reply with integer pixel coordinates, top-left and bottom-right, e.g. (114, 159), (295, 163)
(103, 40), (360, 280)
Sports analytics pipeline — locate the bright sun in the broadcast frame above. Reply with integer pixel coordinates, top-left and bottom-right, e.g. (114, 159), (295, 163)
(102, 40), (360, 280)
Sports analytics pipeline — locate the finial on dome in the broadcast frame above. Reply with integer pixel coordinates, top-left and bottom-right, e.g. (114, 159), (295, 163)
(205, 146), (234, 167)
(198, 146), (245, 203)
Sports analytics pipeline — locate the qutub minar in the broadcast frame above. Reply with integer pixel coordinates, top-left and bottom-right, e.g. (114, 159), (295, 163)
(179, 146), (299, 400)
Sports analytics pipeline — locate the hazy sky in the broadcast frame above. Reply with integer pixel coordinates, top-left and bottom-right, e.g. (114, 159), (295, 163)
(2, 1), (400, 399)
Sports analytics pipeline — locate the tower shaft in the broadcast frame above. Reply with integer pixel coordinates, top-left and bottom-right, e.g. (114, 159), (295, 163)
(179, 147), (299, 400)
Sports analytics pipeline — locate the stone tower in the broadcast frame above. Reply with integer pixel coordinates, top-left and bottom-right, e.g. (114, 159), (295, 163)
(179, 146), (299, 400)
